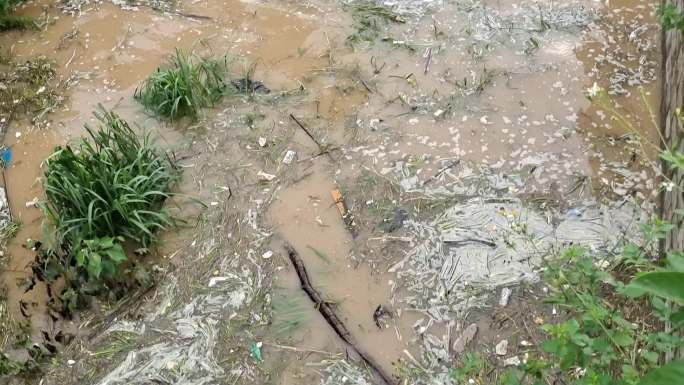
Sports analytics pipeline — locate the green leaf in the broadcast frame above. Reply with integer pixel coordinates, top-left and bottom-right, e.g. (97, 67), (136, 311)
(661, 148), (684, 171)
(628, 272), (684, 304)
(622, 243), (645, 264)
(106, 242), (127, 264)
(641, 350), (659, 364)
(75, 249), (87, 267)
(667, 251), (684, 272)
(87, 252), (102, 279)
(621, 364), (639, 383)
(612, 330), (634, 347)
(641, 218), (674, 242)
(671, 308), (684, 328)
(638, 360), (684, 385)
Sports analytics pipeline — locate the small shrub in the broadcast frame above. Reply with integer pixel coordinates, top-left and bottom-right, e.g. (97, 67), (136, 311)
(501, 241), (684, 385)
(134, 49), (233, 120)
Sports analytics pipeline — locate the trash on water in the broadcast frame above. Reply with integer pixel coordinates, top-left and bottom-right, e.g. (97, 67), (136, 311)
(282, 150), (296, 164)
(499, 287), (512, 307)
(495, 340), (508, 356)
(257, 170), (276, 181)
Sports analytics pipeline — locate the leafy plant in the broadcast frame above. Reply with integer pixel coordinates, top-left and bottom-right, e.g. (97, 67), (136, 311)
(449, 352), (537, 385)
(0, 352), (21, 376)
(505, 223), (684, 385)
(658, 3), (684, 35)
(134, 49), (233, 120)
(637, 360), (684, 385)
(450, 352), (489, 383)
(75, 237), (127, 281)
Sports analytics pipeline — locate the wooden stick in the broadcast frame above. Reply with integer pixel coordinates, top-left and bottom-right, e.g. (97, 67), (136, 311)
(289, 114), (336, 162)
(290, 114), (319, 146)
(262, 341), (335, 356)
(330, 188), (357, 237)
(284, 244), (395, 385)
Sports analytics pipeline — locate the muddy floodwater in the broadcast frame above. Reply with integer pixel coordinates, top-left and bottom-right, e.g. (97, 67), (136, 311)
(0, 0), (662, 383)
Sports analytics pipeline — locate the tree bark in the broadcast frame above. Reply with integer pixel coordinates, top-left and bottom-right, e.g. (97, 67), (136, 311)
(660, 0), (684, 361)
(661, 0), (684, 256)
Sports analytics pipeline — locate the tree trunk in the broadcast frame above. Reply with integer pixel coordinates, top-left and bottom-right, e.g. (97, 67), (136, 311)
(660, 0), (684, 361)
(661, 0), (684, 256)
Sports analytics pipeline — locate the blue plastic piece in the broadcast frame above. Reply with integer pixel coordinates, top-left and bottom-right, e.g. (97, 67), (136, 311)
(1, 147), (11, 167)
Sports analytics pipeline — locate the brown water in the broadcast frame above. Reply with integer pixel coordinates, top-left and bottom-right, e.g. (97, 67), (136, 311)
(0, 0), (661, 382)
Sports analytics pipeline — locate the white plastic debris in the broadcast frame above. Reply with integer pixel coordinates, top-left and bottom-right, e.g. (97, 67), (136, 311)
(503, 356), (521, 366)
(495, 340), (508, 356)
(262, 250), (273, 259)
(257, 170), (276, 181)
(208, 276), (229, 287)
(499, 287), (512, 307)
(282, 150), (296, 164)
(258, 137), (267, 147)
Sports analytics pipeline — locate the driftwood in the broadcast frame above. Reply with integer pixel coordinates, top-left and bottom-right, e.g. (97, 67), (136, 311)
(284, 244), (395, 385)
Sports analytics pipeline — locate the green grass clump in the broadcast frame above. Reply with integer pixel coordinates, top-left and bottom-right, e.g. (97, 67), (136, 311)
(0, 0), (32, 31)
(135, 49), (233, 120)
(43, 106), (178, 250)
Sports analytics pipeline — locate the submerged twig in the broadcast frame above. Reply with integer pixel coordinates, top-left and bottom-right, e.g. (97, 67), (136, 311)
(263, 341), (335, 356)
(284, 244), (396, 385)
(289, 114), (335, 161)
(424, 47), (432, 75)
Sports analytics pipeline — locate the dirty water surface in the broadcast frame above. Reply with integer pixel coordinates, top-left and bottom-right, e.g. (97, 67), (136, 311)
(0, 0), (662, 384)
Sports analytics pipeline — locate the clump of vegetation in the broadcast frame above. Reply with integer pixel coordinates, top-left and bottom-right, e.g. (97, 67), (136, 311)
(658, 3), (684, 35)
(446, 238), (684, 385)
(345, 2), (404, 46)
(450, 352), (525, 385)
(531, 243), (682, 385)
(135, 49), (233, 121)
(34, 106), (179, 315)
(0, 56), (59, 125)
(453, 67), (500, 96)
(0, 0), (32, 31)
